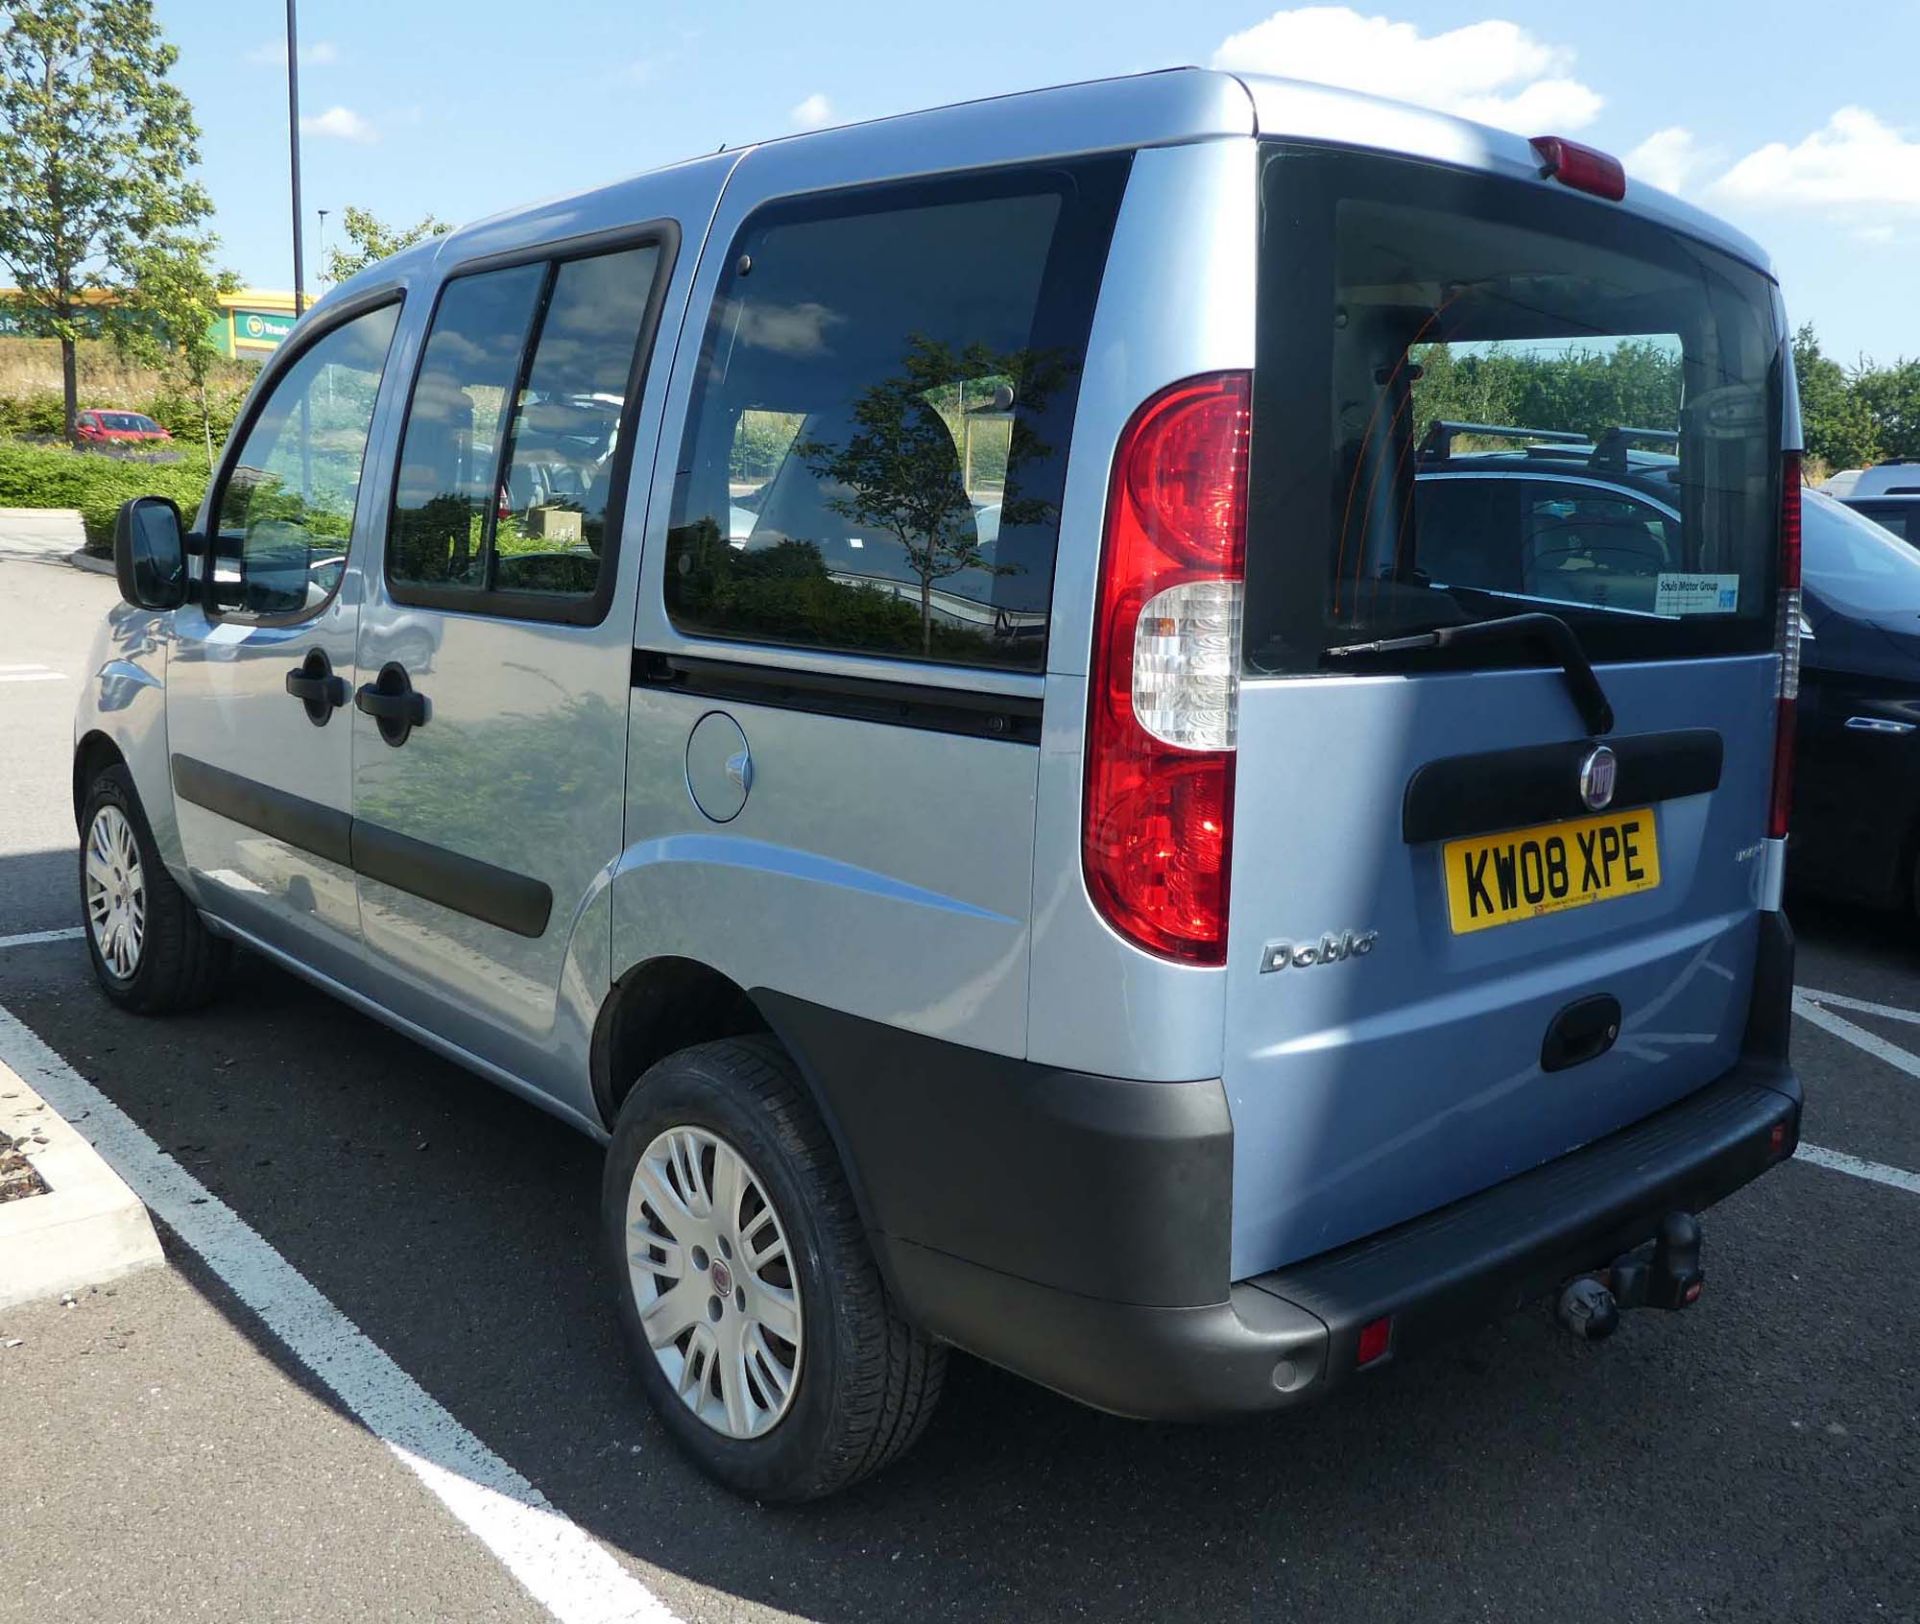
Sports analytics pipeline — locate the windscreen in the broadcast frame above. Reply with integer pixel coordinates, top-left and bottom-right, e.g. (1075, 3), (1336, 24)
(1805, 492), (1920, 614)
(1248, 143), (1786, 672)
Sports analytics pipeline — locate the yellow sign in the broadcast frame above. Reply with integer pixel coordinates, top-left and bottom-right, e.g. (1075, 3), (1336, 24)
(1444, 807), (1661, 935)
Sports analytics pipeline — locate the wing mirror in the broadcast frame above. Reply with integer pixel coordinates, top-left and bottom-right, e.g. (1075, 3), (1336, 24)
(113, 496), (190, 610)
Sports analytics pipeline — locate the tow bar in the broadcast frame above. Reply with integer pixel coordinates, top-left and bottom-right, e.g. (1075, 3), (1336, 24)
(1555, 1212), (1706, 1342)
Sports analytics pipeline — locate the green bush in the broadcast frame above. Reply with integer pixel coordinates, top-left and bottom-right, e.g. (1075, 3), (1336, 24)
(0, 438), (209, 551)
(0, 380), (250, 451)
(0, 393), (68, 438)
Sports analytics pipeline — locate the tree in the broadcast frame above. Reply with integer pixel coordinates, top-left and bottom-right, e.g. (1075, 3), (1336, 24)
(117, 228), (238, 457)
(323, 205), (451, 284)
(1852, 357), (1920, 464)
(1793, 324), (1881, 472)
(0, 1), (217, 442)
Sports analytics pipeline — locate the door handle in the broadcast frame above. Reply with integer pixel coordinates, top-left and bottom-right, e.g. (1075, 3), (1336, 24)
(355, 662), (430, 746)
(285, 649), (348, 725)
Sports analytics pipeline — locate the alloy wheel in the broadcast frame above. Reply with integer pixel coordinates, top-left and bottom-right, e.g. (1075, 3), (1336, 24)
(626, 1125), (803, 1439)
(84, 805), (146, 981)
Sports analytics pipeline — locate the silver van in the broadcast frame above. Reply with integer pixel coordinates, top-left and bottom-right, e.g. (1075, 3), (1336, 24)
(76, 69), (1804, 1502)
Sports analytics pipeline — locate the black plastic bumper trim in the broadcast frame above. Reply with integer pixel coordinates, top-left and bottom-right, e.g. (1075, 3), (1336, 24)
(878, 1057), (1798, 1420)
(1250, 1060), (1801, 1384)
(1403, 727), (1723, 844)
(750, 990), (1233, 1309)
(170, 753), (552, 939)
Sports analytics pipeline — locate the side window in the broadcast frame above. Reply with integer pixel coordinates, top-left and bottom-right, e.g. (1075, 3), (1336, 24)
(209, 302), (400, 618)
(389, 265), (544, 594)
(664, 160), (1128, 671)
(388, 243), (663, 611)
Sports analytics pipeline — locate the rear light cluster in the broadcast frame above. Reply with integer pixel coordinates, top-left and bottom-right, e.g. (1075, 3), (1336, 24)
(1083, 373), (1250, 966)
(1770, 452), (1803, 842)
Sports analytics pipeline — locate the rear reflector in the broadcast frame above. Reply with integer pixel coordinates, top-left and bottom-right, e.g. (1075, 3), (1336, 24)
(1083, 373), (1249, 966)
(1529, 135), (1628, 202)
(1356, 1315), (1393, 1368)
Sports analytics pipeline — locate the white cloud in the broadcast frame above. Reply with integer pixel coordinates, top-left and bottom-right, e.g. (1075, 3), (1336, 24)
(245, 39), (340, 68)
(1712, 107), (1920, 212)
(1625, 127), (1712, 196)
(1210, 7), (1601, 133)
(790, 93), (833, 130)
(300, 106), (377, 144)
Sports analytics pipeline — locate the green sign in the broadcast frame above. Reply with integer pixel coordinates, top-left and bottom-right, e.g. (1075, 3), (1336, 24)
(233, 308), (295, 346)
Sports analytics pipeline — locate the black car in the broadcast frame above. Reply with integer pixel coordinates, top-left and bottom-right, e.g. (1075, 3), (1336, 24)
(1790, 489), (1920, 914)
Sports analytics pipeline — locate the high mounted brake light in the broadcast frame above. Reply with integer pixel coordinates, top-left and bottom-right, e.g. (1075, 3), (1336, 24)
(1083, 373), (1249, 966)
(1529, 136), (1628, 202)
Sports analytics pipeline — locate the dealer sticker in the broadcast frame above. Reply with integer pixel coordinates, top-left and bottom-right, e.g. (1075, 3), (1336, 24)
(1654, 572), (1741, 616)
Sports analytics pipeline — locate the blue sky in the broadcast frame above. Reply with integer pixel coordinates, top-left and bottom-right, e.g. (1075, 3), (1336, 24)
(160, 0), (1920, 365)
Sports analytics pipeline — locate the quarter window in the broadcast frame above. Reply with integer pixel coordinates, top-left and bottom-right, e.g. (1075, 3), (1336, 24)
(388, 242), (664, 614)
(208, 302), (399, 618)
(664, 161), (1128, 671)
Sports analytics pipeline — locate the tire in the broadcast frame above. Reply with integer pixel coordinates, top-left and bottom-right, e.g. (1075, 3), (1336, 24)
(78, 765), (231, 1014)
(604, 1035), (945, 1501)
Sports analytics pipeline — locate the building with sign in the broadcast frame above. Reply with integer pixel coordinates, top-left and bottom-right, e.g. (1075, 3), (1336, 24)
(216, 292), (300, 358)
(0, 286), (302, 362)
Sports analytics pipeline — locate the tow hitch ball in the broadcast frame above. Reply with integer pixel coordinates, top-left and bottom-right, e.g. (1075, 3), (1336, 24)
(1556, 1212), (1705, 1342)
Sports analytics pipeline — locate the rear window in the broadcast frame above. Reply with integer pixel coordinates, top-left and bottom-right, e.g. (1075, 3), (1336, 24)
(1248, 144), (1785, 672)
(663, 159), (1128, 671)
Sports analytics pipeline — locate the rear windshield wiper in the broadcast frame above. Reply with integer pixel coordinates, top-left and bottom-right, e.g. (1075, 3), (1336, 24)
(1326, 611), (1615, 737)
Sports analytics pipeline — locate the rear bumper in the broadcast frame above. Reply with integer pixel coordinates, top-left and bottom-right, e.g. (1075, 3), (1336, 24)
(756, 913), (1802, 1421)
(883, 1057), (1801, 1419)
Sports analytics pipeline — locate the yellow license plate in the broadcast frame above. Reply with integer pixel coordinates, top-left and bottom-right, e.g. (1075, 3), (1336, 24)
(1445, 808), (1660, 935)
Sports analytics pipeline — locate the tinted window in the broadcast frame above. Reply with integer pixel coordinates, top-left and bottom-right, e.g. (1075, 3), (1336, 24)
(1853, 502), (1917, 543)
(664, 161), (1127, 670)
(389, 263), (545, 593)
(1250, 145), (1785, 671)
(494, 246), (660, 597)
(1806, 493), (1920, 613)
(209, 302), (400, 618)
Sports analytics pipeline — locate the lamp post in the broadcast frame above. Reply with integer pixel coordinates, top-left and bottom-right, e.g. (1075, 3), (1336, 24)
(317, 208), (330, 286)
(286, 0), (306, 317)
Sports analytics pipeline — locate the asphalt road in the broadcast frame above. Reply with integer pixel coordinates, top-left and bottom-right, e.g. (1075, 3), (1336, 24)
(1, 525), (1915, 1623)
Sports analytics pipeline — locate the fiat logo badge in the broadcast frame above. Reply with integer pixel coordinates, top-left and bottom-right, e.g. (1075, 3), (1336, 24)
(1579, 744), (1618, 812)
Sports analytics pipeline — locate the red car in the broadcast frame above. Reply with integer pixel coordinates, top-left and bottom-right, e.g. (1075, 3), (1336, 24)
(76, 410), (171, 445)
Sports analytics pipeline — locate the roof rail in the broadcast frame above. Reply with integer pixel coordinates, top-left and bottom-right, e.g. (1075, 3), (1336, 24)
(1591, 426), (1680, 467)
(1418, 421), (1590, 460)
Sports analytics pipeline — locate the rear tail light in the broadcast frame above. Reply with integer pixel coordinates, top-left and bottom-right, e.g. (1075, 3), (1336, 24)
(1769, 453), (1803, 842)
(1529, 136), (1628, 201)
(1083, 373), (1250, 966)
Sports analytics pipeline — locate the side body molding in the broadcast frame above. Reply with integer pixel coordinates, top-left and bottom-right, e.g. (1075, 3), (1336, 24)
(170, 754), (553, 938)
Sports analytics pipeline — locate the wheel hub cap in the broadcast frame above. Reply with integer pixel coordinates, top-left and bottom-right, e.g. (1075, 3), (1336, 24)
(626, 1125), (802, 1439)
(84, 806), (145, 981)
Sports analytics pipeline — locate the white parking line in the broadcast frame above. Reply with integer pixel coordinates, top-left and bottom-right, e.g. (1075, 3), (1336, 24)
(0, 1001), (680, 1624)
(1795, 985), (1920, 1026)
(1796, 1143), (1920, 1196)
(0, 670), (64, 683)
(0, 926), (85, 951)
(1791, 992), (1920, 1083)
